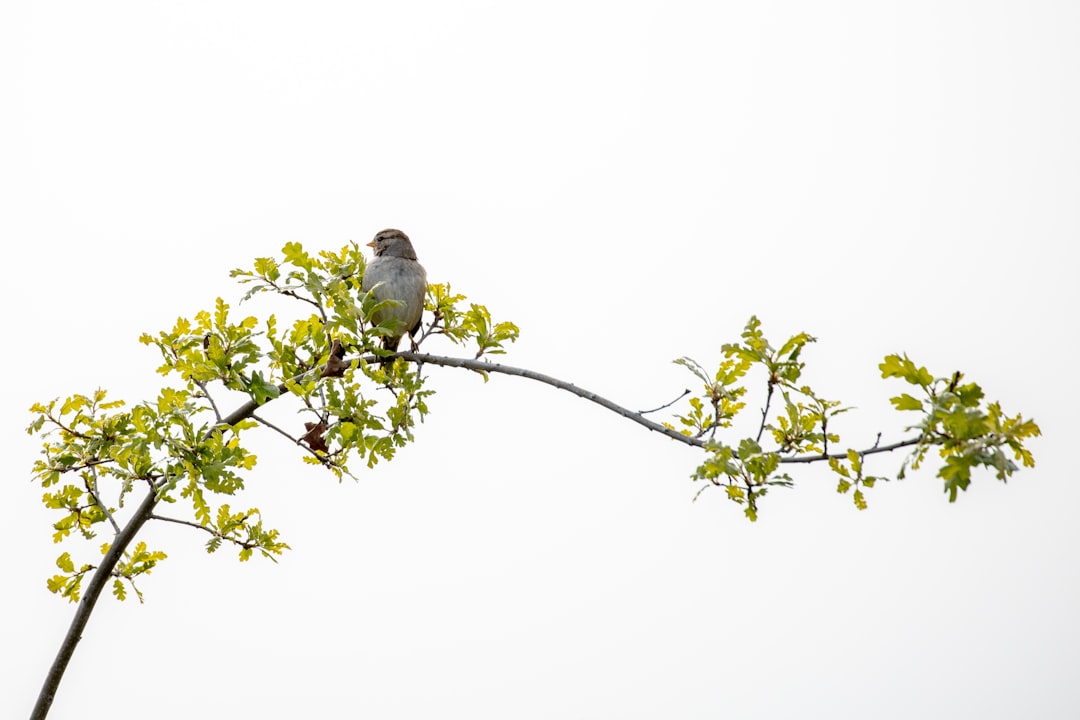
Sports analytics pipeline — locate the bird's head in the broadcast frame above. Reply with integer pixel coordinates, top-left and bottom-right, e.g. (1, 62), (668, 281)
(368, 229), (417, 259)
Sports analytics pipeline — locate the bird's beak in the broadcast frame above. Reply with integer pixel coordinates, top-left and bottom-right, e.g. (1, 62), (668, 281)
(366, 240), (376, 248)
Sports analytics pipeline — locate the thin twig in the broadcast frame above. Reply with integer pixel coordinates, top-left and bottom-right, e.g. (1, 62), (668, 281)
(756, 381), (775, 444)
(251, 412), (337, 466)
(415, 309), (445, 346)
(278, 286), (328, 325)
(639, 389), (691, 415)
(148, 513), (213, 534)
(52, 457), (114, 475)
(45, 412), (92, 441)
(251, 412), (301, 444)
(194, 379), (223, 423)
(149, 514), (260, 550)
(84, 472), (122, 536)
(778, 436), (922, 464)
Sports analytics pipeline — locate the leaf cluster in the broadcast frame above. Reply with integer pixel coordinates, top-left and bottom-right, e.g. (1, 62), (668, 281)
(670, 317), (1040, 520)
(881, 354), (1040, 500)
(28, 241), (517, 601)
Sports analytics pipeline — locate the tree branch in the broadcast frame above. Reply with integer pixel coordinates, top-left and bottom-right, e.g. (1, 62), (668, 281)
(32, 374), (287, 718)
(32, 347), (921, 719)
(84, 472), (122, 535)
(148, 513), (261, 550)
(31, 488), (158, 720)
(148, 513), (213, 534)
(756, 381), (775, 444)
(638, 389), (691, 415)
(393, 352), (923, 464)
(397, 351), (707, 446)
(251, 412), (342, 468)
(777, 436), (922, 463)
(194, 379), (223, 423)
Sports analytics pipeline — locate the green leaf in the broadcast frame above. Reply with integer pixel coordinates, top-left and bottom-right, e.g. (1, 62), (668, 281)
(879, 354), (933, 388)
(844, 449), (860, 471)
(674, 357), (712, 385)
(890, 393), (924, 411)
(938, 455), (974, 502)
(56, 552), (75, 573)
(247, 371), (281, 405)
(282, 241), (313, 270)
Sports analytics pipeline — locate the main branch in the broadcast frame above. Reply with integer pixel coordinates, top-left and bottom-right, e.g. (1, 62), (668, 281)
(31, 489), (158, 720)
(30, 393), (293, 719)
(395, 351), (923, 463)
(32, 350), (917, 719)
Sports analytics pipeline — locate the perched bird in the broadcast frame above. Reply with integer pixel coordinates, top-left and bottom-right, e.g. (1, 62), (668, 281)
(361, 228), (427, 352)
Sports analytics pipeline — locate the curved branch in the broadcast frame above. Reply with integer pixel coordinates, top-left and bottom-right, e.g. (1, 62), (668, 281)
(396, 351), (705, 447)
(33, 348), (920, 719)
(394, 352), (924, 464)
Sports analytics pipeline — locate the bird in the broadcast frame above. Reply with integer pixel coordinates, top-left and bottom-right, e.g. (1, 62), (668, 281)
(360, 228), (427, 353)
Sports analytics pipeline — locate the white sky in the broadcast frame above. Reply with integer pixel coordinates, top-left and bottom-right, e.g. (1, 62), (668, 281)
(3, 2), (1078, 718)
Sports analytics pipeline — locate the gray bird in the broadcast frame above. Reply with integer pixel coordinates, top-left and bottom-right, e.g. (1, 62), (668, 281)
(361, 228), (427, 352)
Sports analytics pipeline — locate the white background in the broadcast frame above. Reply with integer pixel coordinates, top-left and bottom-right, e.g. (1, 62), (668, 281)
(3, 2), (1078, 718)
